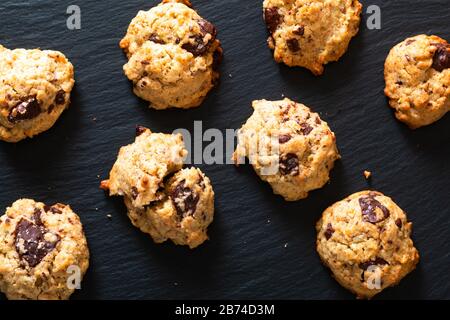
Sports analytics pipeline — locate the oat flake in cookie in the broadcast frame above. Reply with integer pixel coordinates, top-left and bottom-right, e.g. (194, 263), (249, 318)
(263, 0), (362, 75)
(119, 0), (222, 109)
(316, 191), (419, 299)
(101, 126), (215, 249)
(384, 34), (450, 129)
(0, 199), (89, 300)
(0, 45), (75, 142)
(233, 98), (340, 201)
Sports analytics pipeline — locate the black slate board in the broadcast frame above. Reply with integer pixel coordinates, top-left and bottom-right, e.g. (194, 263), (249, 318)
(0, 0), (449, 300)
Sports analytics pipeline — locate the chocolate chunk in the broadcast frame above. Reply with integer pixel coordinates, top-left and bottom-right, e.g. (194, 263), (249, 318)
(148, 34), (165, 44)
(136, 125), (146, 136)
(359, 257), (388, 281)
(7, 97), (41, 123)
(359, 194), (390, 224)
(300, 123), (313, 135)
(293, 26), (305, 36)
(182, 36), (209, 56)
(405, 39), (416, 46)
(324, 223), (335, 240)
(315, 117), (321, 125)
(55, 90), (66, 105)
(286, 38), (300, 52)
(181, 19), (217, 57)
(395, 218), (402, 229)
(432, 43), (450, 72)
(14, 217), (59, 268)
(279, 134), (292, 144)
(44, 205), (62, 214)
(170, 180), (199, 219)
(131, 187), (139, 200)
(279, 153), (299, 176)
(198, 19), (217, 39)
(264, 7), (281, 34)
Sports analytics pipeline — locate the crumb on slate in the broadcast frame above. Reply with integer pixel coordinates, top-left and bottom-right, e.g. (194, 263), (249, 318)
(364, 170), (372, 180)
(107, 214), (112, 219)
(284, 243), (289, 248)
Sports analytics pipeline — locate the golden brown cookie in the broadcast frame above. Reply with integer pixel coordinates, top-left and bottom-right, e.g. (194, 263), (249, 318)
(384, 34), (450, 129)
(263, 0), (362, 75)
(120, 0), (222, 109)
(316, 191), (419, 299)
(0, 199), (89, 300)
(233, 98), (339, 201)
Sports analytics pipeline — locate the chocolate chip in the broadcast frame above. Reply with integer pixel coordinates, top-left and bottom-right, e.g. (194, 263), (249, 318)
(47, 104), (55, 114)
(148, 34), (164, 44)
(359, 194), (390, 224)
(264, 7), (281, 34)
(286, 38), (300, 52)
(299, 123), (313, 135)
(324, 223), (335, 240)
(279, 134), (292, 144)
(432, 43), (450, 72)
(55, 90), (66, 105)
(359, 257), (388, 281)
(170, 180), (199, 219)
(405, 39), (416, 46)
(395, 218), (402, 229)
(7, 97), (41, 123)
(131, 187), (139, 200)
(279, 153), (299, 176)
(14, 217), (59, 268)
(136, 125), (146, 136)
(293, 26), (305, 36)
(315, 117), (321, 125)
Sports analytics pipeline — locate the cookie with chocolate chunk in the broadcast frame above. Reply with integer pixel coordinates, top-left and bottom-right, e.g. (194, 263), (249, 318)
(120, 0), (222, 109)
(0, 199), (89, 300)
(384, 34), (450, 128)
(233, 98), (340, 201)
(263, 0), (362, 75)
(101, 126), (215, 248)
(316, 191), (419, 299)
(125, 167), (214, 249)
(0, 45), (75, 142)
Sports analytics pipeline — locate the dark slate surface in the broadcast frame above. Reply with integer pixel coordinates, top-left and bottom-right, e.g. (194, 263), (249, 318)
(0, 0), (449, 300)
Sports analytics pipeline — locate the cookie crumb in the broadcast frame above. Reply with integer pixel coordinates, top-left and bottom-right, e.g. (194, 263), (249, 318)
(106, 214), (112, 219)
(284, 242), (289, 248)
(363, 170), (372, 180)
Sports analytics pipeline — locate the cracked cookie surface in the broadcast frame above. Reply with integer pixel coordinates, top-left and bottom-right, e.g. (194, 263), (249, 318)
(0, 45), (75, 142)
(0, 199), (89, 300)
(233, 98), (339, 201)
(263, 0), (362, 75)
(120, 0), (222, 109)
(384, 34), (450, 129)
(316, 191), (419, 299)
(101, 126), (214, 248)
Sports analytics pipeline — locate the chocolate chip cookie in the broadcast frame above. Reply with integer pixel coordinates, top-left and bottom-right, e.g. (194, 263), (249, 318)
(0, 199), (89, 300)
(120, 0), (222, 109)
(101, 126), (215, 248)
(384, 34), (450, 129)
(263, 0), (362, 75)
(316, 191), (419, 299)
(0, 45), (75, 142)
(233, 98), (340, 201)
(125, 167), (214, 249)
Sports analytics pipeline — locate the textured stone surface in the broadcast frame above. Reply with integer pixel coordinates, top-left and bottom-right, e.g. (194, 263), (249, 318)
(0, 0), (449, 299)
